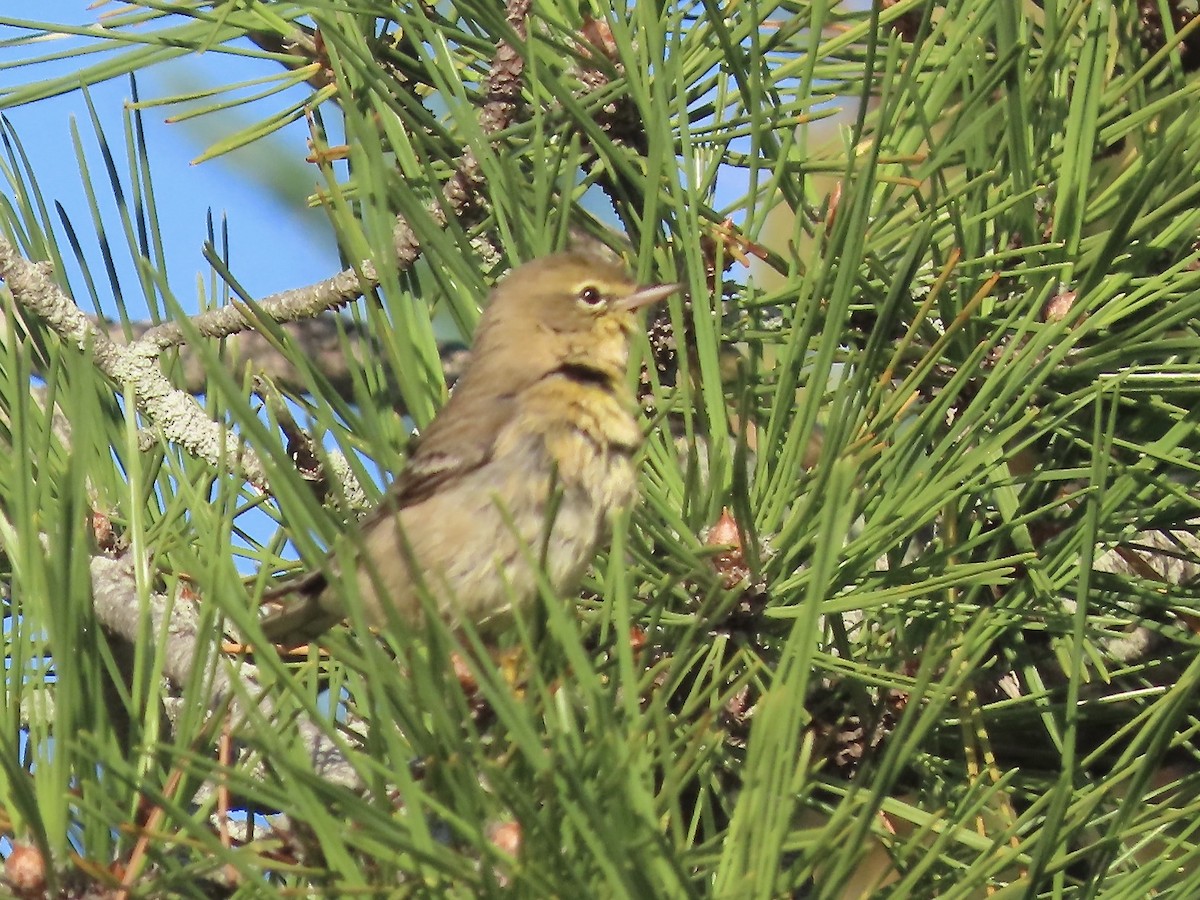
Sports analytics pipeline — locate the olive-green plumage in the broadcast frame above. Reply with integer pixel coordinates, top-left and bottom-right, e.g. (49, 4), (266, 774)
(259, 251), (679, 646)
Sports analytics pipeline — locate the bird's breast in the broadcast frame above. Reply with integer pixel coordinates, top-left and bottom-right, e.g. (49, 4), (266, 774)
(358, 375), (643, 630)
(499, 374), (641, 511)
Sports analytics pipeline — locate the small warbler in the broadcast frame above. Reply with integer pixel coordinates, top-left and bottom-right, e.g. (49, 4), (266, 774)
(260, 250), (680, 645)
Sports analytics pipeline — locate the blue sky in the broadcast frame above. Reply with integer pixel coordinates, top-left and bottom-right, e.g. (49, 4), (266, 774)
(0, 4), (367, 576)
(1, 3), (789, 320)
(0, 3), (342, 321)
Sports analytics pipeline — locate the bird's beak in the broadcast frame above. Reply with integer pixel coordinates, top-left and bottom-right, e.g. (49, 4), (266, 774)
(616, 282), (682, 311)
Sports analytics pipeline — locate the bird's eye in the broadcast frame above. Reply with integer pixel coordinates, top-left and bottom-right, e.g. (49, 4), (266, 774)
(578, 285), (605, 306)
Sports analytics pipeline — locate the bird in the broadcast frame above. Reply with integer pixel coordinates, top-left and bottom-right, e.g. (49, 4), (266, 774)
(258, 250), (680, 646)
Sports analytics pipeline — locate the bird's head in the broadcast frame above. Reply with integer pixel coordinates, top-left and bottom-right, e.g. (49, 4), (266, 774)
(474, 251), (681, 382)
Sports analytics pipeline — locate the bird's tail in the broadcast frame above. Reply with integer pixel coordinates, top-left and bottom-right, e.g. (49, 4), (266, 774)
(257, 570), (343, 648)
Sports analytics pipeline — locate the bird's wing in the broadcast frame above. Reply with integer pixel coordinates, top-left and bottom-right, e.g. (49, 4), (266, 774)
(258, 387), (520, 645)
(386, 388), (520, 510)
